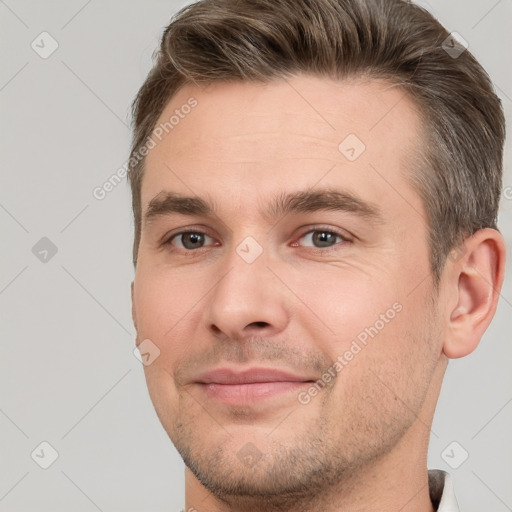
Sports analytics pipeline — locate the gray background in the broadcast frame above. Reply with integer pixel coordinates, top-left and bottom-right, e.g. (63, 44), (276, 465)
(1, 0), (511, 510)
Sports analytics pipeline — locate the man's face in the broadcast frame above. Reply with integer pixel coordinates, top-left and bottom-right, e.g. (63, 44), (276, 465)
(132, 75), (445, 501)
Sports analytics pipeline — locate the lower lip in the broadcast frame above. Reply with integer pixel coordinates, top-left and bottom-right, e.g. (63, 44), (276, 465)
(198, 381), (311, 405)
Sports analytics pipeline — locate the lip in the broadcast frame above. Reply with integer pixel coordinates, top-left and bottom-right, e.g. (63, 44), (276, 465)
(195, 367), (314, 385)
(194, 367), (315, 405)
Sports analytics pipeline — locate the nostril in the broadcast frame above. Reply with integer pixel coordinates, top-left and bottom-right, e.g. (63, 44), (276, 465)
(250, 321), (269, 328)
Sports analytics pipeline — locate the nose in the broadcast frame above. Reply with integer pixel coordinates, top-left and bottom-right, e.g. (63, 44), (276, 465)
(202, 242), (289, 342)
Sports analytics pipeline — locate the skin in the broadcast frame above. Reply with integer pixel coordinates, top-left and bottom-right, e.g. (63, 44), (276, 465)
(131, 74), (506, 512)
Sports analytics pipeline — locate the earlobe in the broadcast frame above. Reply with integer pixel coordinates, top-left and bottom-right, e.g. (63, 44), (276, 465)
(443, 229), (506, 359)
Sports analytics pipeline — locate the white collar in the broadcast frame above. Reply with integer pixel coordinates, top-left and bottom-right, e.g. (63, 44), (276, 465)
(428, 469), (460, 511)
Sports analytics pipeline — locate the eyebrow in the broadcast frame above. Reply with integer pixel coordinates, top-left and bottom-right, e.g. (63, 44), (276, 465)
(143, 187), (384, 226)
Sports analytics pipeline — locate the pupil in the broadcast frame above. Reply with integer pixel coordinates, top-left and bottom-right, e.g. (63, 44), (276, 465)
(315, 231), (334, 247)
(185, 233), (203, 248)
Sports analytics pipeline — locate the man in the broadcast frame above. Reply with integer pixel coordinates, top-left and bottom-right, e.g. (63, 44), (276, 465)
(128, 0), (506, 510)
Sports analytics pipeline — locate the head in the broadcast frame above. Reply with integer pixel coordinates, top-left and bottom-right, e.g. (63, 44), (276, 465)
(128, 0), (506, 508)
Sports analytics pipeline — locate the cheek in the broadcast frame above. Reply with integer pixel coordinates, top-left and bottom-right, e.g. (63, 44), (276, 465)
(134, 266), (201, 341)
(142, 365), (181, 441)
(330, 286), (436, 388)
(134, 269), (199, 391)
(326, 305), (437, 434)
(294, 267), (403, 347)
(365, 300), (438, 408)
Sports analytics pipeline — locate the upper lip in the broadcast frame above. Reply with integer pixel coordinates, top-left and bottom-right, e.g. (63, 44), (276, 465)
(194, 367), (315, 385)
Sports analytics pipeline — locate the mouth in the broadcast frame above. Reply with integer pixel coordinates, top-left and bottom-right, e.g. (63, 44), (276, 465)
(193, 367), (315, 405)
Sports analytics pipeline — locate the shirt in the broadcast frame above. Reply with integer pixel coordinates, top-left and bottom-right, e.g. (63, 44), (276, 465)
(179, 469), (460, 512)
(429, 469), (460, 511)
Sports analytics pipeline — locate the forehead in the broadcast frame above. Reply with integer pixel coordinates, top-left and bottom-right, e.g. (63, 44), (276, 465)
(141, 74), (425, 225)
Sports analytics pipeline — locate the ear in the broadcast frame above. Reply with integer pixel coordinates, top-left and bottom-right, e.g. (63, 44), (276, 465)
(443, 228), (506, 359)
(131, 281), (138, 333)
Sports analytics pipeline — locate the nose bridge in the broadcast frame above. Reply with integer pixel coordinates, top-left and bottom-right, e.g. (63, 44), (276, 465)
(202, 234), (289, 340)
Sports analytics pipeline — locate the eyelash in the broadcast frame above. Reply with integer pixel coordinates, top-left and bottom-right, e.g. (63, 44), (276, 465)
(161, 226), (352, 256)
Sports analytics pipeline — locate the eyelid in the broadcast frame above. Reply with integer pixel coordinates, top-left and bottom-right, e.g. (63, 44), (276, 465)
(162, 227), (216, 248)
(294, 224), (353, 242)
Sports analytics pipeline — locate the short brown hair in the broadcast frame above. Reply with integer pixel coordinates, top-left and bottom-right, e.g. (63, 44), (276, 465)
(127, 0), (505, 287)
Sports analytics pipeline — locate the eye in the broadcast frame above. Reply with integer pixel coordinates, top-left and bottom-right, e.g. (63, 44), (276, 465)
(162, 226), (351, 254)
(165, 230), (216, 251)
(294, 228), (350, 250)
